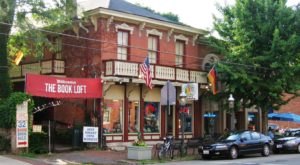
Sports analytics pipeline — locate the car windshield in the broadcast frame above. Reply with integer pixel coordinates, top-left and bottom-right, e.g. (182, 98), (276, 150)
(219, 133), (239, 141)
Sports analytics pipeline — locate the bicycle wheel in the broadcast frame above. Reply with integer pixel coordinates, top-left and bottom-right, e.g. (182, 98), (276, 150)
(158, 146), (166, 160)
(168, 146), (174, 159)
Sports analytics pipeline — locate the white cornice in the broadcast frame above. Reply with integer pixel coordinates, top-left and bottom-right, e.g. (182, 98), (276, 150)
(86, 8), (208, 36)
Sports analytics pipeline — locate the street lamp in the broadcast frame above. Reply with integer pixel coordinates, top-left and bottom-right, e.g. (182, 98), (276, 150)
(228, 94), (235, 131)
(228, 94), (235, 108)
(179, 90), (187, 156)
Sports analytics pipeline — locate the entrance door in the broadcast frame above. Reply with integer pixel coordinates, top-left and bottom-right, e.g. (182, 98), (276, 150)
(166, 105), (175, 136)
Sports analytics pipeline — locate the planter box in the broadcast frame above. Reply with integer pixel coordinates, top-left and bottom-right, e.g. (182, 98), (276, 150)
(127, 146), (153, 160)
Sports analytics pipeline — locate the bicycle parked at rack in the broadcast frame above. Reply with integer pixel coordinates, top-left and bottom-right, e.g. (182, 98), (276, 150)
(158, 135), (174, 160)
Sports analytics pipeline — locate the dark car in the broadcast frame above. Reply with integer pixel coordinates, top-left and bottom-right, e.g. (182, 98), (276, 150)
(198, 130), (272, 159)
(273, 129), (300, 153)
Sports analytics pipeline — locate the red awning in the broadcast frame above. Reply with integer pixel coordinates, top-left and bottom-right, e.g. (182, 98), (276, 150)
(26, 74), (102, 98)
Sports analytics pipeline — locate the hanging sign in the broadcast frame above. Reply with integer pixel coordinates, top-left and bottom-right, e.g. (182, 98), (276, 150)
(16, 101), (29, 148)
(26, 73), (102, 98)
(181, 83), (198, 100)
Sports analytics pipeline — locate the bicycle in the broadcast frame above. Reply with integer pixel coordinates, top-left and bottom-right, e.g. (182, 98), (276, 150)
(158, 135), (174, 160)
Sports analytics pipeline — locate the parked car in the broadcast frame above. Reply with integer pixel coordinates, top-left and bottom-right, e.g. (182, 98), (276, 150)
(273, 128), (300, 153)
(198, 130), (272, 159)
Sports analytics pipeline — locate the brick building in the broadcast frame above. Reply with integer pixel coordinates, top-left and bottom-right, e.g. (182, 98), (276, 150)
(9, 0), (260, 148)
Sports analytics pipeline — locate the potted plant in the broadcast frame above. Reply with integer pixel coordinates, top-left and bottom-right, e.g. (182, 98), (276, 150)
(127, 132), (153, 160)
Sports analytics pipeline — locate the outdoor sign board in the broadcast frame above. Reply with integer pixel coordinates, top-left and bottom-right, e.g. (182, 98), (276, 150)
(16, 101), (29, 148)
(83, 126), (98, 143)
(25, 73), (102, 98)
(181, 83), (198, 100)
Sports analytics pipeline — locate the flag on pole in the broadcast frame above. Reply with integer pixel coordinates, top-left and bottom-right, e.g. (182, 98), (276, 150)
(140, 56), (152, 89)
(14, 51), (24, 65)
(207, 66), (217, 95)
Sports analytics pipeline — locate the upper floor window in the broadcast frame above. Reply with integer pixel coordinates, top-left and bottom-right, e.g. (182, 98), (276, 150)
(148, 35), (158, 64)
(175, 40), (185, 67)
(117, 31), (129, 60)
(53, 38), (62, 59)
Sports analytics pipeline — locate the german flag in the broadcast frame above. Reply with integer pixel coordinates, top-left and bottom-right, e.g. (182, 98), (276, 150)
(207, 66), (217, 95)
(14, 51), (24, 65)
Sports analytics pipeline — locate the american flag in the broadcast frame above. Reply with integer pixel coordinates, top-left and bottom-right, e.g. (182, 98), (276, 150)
(140, 57), (152, 89)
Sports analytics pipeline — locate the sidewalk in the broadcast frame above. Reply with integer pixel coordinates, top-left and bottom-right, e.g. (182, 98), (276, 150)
(7, 149), (138, 165)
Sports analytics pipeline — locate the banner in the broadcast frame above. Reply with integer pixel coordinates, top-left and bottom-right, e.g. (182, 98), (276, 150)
(16, 101), (29, 148)
(26, 74), (102, 98)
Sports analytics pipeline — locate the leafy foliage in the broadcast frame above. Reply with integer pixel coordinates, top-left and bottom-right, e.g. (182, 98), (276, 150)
(29, 132), (47, 154)
(0, 92), (33, 128)
(209, 0), (300, 112)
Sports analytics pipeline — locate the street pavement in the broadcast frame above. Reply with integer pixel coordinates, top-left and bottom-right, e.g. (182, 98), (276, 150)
(0, 155), (31, 165)
(156, 153), (300, 165)
(1, 150), (300, 165)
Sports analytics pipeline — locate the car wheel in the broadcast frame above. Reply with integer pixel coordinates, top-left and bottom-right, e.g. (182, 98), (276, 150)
(296, 144), (300, 153)
(229, 146), (238, 159)
(262, 144), (270, 156)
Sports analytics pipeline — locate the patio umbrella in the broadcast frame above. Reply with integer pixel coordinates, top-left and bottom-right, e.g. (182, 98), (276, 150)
(268, 112), (300, 123)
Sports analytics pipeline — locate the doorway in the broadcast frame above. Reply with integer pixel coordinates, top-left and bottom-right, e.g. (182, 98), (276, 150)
(166, 105), (175, 136)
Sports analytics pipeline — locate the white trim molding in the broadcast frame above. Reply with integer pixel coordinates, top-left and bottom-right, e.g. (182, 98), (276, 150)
(174, 34), (188, 45)
(90, 15), (98, 32)
(193, 34), (199, 46)
(115, 23), (134, 34)
(139, 22), (146, 37)
(107, 16), (114, 32)
(146, 29), (163, 39)
(167, 29), (174, 42)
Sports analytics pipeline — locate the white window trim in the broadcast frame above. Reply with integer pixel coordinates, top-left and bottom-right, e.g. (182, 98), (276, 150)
(146, 29), (163, 40)
(174, 34), (188, 45)
(115, 23), (134, 34)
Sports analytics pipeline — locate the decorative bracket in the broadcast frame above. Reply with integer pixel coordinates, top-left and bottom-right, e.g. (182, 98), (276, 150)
(193, 34), (199, 46)
(142, 86), (150, 99)
(139, 22), (146, 37)
(167, 28), (174, 42)
(126, 84), (135, 98)
(107, 16), (114, 32)
(72, 21), (89, 38)
(103, 82), (114, 97)
(90, 15), (98, 32)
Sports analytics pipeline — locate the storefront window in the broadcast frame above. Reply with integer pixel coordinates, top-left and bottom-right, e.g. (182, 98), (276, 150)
(103, 100), (123, 134)
(179, 104), (193, 132)
(128, 101), (139, 133)
(144, 102), (160, 133)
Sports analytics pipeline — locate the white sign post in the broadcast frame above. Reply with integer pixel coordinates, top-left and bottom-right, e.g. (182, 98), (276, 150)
(83, 126), (98, 143)
(16, 101), (29, 148)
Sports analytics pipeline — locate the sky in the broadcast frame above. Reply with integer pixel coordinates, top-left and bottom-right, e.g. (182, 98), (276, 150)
(125, 0), (300, 31)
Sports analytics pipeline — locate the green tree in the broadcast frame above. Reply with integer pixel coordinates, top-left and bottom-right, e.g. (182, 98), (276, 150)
(0, 0), (75, 99)
(210, 0), (300, 132)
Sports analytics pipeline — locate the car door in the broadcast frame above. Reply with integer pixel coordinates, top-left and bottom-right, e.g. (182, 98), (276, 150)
(250, 132), (264, 152)
(239, 132), (253, 154)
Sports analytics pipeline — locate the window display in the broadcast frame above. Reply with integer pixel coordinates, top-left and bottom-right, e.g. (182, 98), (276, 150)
(103, 100), (123, 134)
(144, 102), (160, 133)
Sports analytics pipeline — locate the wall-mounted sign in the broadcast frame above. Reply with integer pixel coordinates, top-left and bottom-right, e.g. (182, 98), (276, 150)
(83, 126), (98, 143)
(26, 73), (102, 98)
(33, 125), (42, 133)
(16, 101), (29, 148)
(181, 83), (198, 100)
